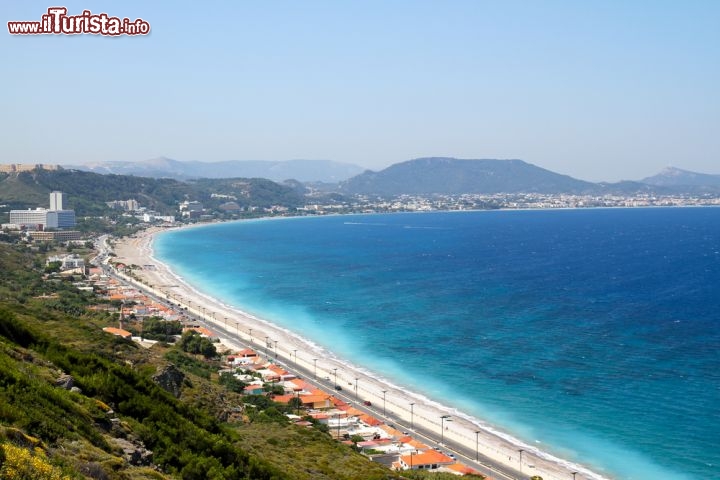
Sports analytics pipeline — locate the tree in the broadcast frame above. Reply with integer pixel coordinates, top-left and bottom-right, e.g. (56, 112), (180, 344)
(44, 261), (62, 274)
(178, 331), (217, 359)
(218, 372), (247, 393)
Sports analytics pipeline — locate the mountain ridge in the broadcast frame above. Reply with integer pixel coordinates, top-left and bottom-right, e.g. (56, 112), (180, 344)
(641, 166), (720, 187)
(70, 157), (365, 183)
(341, 157), (597, 195)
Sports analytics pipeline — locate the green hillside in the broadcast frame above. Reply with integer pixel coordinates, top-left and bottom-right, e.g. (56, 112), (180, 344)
(0, 168), (305, 217)
(0, 243), (414, 480)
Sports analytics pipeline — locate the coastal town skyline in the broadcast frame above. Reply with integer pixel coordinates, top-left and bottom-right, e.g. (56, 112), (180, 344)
(3, 1), (719, 182)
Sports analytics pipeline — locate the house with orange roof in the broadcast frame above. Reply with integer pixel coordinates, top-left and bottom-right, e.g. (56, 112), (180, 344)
(182, 326), (215, 337)
(236, 348), (258, 358)
(102, 327), (132, 339)
(358, 413), (383, 427)
(300, 394), (333, 409)
(288, 378), (309, 391)
(397, 450), (455, 470)
(406, 438), (430, 451)
(267, 364), (296, 380)
(379, 424), (406, 439)
(244, 384), (265, 395)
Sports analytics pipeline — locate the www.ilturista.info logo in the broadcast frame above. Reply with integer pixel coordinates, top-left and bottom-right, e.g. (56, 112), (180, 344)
(8, 7), (150, 36)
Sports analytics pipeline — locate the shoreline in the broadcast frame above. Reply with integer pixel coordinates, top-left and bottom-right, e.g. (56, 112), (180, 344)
(111, 221), (611, 480)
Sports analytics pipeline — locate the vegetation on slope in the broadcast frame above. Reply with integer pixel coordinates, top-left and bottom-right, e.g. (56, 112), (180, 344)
(0, 243), (417, 479)
(0, 168), (304, 217)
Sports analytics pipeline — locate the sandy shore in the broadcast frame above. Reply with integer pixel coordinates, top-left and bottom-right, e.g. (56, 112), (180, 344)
(111, 224), (609, 480)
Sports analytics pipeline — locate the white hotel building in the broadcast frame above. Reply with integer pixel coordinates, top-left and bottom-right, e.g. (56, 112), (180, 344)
(8, 191), (76, 230)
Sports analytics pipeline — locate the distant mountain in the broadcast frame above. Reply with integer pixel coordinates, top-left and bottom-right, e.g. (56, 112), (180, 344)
(641, 167), (720, 188)
(340, 157), (597, 196)
(71, 157), (364, 183)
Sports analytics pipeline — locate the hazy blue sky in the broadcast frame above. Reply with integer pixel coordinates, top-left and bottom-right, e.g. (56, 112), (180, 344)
(2, 1), (718, 181)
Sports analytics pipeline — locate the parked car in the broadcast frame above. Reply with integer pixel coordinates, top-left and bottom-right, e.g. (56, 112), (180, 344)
(363, 400), (372, 406)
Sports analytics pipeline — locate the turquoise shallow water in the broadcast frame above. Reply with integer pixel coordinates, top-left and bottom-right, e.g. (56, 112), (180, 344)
(155, 208), (720, 480)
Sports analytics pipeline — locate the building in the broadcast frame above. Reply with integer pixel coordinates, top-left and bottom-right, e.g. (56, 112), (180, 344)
(0, 164), (60, 173)
(179, 200), (203, 218)
(8, 191), (76, 230)
(397, 450), (455, 470)
(106, 199), (139, 211)
(9, 208), (76, 229)
(49, 191), (63, 210)
(29, 230), (82, 241)
(46, 254), (85, 272)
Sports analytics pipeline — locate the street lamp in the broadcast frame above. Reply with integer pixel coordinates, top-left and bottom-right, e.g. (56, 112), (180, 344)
(518, 449), (524, 472)
(474, 431), (480, 461)
(313, 358), (318, 379)
(265, 336), (270, 358)
(248, 328), (253, 343)
(354, 377), (359, 400)
(409, 403), (415, 429)
(274, 340), (278, 358)
(293, 349), (298, 365)
(571, 472), (578, 480)
(333, 368), (338, 388)
(382, 390), (387, 416)
(440, 415), (451, 444)
(235, 322), (238, 335)
(223, 316), (227, 328)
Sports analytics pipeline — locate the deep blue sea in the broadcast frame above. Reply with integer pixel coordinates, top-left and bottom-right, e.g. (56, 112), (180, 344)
(155, 208), (720, 480)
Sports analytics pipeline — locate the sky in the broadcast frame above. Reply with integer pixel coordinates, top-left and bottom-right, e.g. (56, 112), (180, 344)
(1, 1), (718, 182)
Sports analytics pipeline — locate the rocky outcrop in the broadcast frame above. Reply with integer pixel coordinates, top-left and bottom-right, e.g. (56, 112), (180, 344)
(112, 438), (153, 466)
(151, 364), (184, 398)
(54, 374), (74, 390)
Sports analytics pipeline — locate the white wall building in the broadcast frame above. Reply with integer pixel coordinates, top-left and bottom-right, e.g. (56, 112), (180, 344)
(49, 191), (63, 210)
(8, 192), (76, 230)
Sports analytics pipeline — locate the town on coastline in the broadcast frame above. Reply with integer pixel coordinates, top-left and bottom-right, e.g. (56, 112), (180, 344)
(4, 189), (720, 245)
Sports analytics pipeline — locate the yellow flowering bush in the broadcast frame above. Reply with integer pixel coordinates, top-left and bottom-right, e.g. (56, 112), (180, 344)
(0, 442), (70, 480)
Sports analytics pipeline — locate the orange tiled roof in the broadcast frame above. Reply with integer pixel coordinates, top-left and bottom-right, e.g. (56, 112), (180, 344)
(301, 394), (331, 404)
(289, 378), (308, 390)
(359, 414), (383, 426)
(272, 394), (295, 404)
(183, 326), (215, 337)
(407, 439), (430, 450)
(400, 449), (454, 466)
(102, 327), (132, 338)
(268, 364), (288, 375)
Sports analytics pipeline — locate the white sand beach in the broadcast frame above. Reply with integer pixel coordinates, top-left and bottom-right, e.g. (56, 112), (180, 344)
(110, 225), (609, 480)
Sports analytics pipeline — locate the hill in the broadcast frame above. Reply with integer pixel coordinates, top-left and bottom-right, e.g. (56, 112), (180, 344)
(641, 166), (720, 188)
(0, 168), (305, 216)
(340, 157), (597, 196)
(71, 157), (365, 183)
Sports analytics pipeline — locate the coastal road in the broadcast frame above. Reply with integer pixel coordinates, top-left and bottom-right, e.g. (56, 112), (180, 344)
(203, 318), (527, 480)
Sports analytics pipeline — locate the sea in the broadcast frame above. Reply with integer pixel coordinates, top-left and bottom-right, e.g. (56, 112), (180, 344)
(154, 207), (720, 480)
